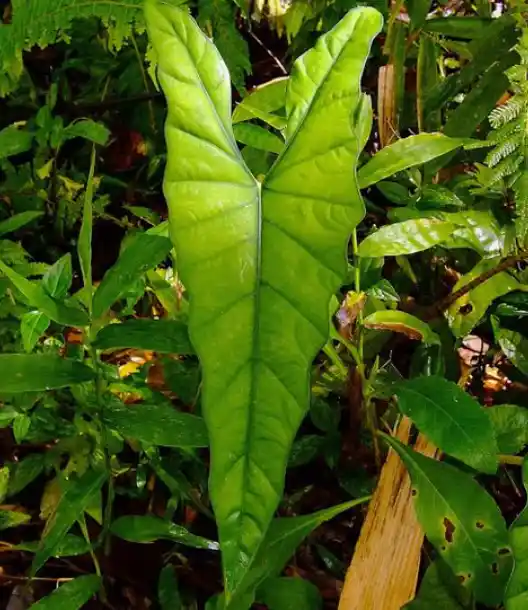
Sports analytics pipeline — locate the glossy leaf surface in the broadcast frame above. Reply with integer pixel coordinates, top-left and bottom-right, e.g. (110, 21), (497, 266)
(102, 402), (208, 448)
(358, 218), (455, 257)
(384, 435), (513, 605)
(94, 319), (193, 353)
(0, 354), (94, 393)
(146, 1), (382, 594)
(31, 469), (107, 575)
(363, 310), (440, 345)
(92, 233), (172, 319)
(395, 376), (498, 473)
(357, 134), (467, 188)
(505, 460), (528, 610)
(30, 574), (100, 610)
(110, 514), (219, 549)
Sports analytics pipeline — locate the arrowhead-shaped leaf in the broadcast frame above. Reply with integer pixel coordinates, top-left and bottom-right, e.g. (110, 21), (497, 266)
(145, 1), (382, 595)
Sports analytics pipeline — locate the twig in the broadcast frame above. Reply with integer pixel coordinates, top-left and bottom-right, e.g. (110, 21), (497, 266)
(429, 251), (528, 317)
(247, 30), (288, 75)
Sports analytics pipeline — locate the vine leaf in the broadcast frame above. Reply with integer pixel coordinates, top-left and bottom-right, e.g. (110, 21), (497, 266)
(384, 434), (513, 605)
(145, 1), (382, 596)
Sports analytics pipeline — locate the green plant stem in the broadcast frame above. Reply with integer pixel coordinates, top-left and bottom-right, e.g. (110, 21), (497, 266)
(498, 454), (525, 466)
(78, 515), (102, 580)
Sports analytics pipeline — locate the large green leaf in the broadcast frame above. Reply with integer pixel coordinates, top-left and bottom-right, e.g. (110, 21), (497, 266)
(394, 376), (498, 473)
(102, 402), (208, 448)
(384, 435), (513, 605)
(506, 460), (528, 610)
(29, 574), (101, 610)
(145, 1), (382, 595)
(0, 354), (95, 393)
(93, 319), (193, 353)
(31, 469), (107, 575)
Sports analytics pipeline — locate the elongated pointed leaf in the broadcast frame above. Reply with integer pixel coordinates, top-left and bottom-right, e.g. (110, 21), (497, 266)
(92, 233), (172, 319)
(146, 1), (382, 595)
(0, 354), (95, 393)
(384, 435), (513, 605)
(358, 218), (456, 257)
(93, 319), (193, 353)
(110, 514), (218, 549)
(78, 147), (95, 314)
(0, 211), (43, 237)
(395, 376), (498, 473)
(30, 574), (101, 610)
(31, 469), (107, 575)
(102, 402), (208, 448)
(0, 261), (89, 327)
(363, 310), (439, 345)
(357, 134), (467, 188)
(506, 460), (528, 610)
(233, 123), (284, 154)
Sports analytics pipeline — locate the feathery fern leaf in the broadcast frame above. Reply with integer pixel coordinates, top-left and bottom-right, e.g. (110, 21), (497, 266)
(0, 0), (147, 96)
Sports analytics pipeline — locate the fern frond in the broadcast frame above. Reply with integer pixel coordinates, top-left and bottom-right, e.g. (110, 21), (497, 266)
(489, 96), (524, 128)
(485, 133), (522, 167)
(487, 154), (523, 186)
(0, 0), (146, 96)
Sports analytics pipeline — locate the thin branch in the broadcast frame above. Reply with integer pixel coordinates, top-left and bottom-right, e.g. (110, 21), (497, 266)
(247, 30), (288, 76)
(429, 251), (528, 316)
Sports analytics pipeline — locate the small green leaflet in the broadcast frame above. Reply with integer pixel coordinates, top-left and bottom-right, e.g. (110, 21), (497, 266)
(0, 354), (95, 393)
(394, 376), (498, 473)
(29, 574), (101, 610)
(383, 434), (512, 605)
(492, 317), (528, 377)
(0, 508), (31, 530)
(110, 514), (219, 550)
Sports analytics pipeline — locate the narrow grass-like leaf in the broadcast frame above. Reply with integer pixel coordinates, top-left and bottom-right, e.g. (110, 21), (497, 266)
(29, 574), (100, 610)
(102, 402), (208, 448)
(31, 469), (107, 575)
(146, 1), (382, 595)
(92, 233), (171, 319)
(93, 319), (193, 353)
(78, 147), (95, 314)
(395, 376), (498, 473)
(0, 261), (89, 327)
(110, 514), (219, 549)
(384, 434), (513, 605)
(0, 354), (94, 393)
(0, 211), (43, 236)
(15, 534), (91, 557)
